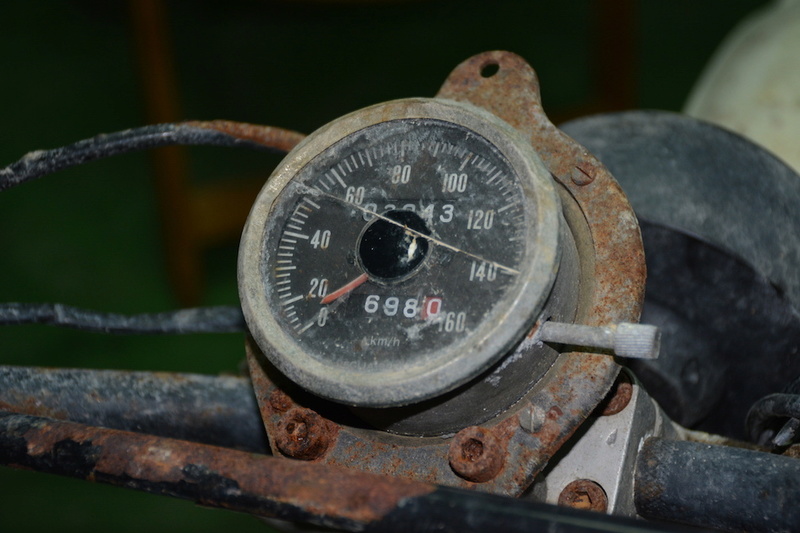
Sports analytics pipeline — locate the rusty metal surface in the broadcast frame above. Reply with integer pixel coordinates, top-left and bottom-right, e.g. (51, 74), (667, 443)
(448, 426), (506, 483)
(0, 366), (268, 453)
(597, 372), (634, 417)
(437, 49), (645, 469)
(185, 120), (306, 152)
(0, 410), (434, 530)
(246, 51), (646, 497)
(0, 409), (690, 533)
(558, 479), (609, 513)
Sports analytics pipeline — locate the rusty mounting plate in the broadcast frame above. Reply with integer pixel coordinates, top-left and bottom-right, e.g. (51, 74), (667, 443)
(246, 51), (645, 496)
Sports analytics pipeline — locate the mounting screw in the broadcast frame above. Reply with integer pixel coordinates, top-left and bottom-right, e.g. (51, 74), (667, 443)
(275, 407), (334, 460)
(518, 404), (546, 433)
(269, 389), (294, 413)
(558, 479), (608, 513)
(448, 426), (504, 483)
(571, 162), (596, 186)
(598, 371), (634, 416)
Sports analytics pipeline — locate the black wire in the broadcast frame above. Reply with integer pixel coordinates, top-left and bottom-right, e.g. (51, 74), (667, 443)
(0, 303), (246, 334)
(0, 122), (272, 192)
(0, 121), (297, 335)
(745, 392), (800, 446)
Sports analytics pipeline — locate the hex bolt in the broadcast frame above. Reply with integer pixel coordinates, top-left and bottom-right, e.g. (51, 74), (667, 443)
(558, 479), (608, 513)
(448, 426), (505, 483)
(274, 407), (334, 461)
(518, 404), (546, 433)
(538, 321), (660, 360)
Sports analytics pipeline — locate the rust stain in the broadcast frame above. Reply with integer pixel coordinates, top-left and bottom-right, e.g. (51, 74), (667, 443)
(243, 51), (647, 497)
(186, 120), (305, 152)
(274, 407), (338, 461)
(10, 413), (434, 524)
(558, 479), (608, 513)
(268, 389), (294, 414)
(596, 372), (633, 416)
(448, 426), (505, 483)
(0, 398), (69, 421)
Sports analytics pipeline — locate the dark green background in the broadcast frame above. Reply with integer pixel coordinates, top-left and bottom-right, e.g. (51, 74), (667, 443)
(0, 1), (767, 531)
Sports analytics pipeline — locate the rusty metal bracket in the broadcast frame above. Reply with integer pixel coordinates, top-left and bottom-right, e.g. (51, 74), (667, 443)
(246, 51), (646, 496)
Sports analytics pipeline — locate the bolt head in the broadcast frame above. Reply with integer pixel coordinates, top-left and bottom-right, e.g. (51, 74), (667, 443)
(570, 162), (596, 186)
(518, 404), (545, 433)
(558, 479), (608, 512)
(448, 426), (505, 483)
(275, 407), (334, 460)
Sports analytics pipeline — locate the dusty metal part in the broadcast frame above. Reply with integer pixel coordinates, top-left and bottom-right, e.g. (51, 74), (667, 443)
(635, 437), (800, 532)
(0, 366), (267, 453)
(448, 426), (505, 483)
(530, 375), (676, 516)
(538, 321), (660, 360)
(246, 51), (646, 496)
(557, 479), (608, 513)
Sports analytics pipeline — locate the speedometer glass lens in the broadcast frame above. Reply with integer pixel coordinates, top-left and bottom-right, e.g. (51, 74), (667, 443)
(266, 118), (525, 371)
(240, 98), (560, 407)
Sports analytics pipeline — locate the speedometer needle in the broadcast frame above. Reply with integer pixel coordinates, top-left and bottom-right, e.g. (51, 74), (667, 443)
(320, 273), (369, 305)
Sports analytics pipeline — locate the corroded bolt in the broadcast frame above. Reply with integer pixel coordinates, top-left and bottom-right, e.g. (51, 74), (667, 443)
(571, 162), (596, 186)
(275, 407), (334, 460)
(558, 479), (608, 513)
(598, 372), (633, 416)
(448, 426), (504, 483)
(268, 389), (294, 413)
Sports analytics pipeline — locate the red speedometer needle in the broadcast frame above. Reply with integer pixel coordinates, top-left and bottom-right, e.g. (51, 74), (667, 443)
(320, 273), (369, 305)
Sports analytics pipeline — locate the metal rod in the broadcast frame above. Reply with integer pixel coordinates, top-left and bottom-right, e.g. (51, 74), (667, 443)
(0, 410), (692, 533)
(0, 366), (267, 453)
(539, 321), (660, 359)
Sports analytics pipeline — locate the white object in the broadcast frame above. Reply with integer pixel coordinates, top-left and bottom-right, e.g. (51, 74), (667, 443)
(685, 0), (800, 173)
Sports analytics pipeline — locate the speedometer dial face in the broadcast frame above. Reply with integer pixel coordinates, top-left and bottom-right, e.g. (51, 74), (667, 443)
(239, 99), (561, 407)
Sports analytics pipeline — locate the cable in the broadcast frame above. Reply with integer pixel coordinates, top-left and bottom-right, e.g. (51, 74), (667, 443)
(745, 391), (800, 447)
(0, 120), (305, 191)
(0, 303), (246, 334)
(0, 120), (305, 334)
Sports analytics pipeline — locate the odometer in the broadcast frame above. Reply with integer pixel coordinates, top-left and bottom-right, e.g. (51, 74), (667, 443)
(239, 98), (561, 407)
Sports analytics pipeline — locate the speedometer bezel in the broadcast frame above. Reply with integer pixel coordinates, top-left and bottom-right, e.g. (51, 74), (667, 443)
(238, 97), (562, 407)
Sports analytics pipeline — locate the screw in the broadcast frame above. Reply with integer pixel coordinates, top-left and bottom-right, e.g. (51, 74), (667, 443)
(571, 162), (596, 186)
(268, 389), (294, 413)
(518, 404), (546, 433)
(275, 407), (334, 460)
(448, 426), (504, 483)
(558, 479), (608, 513)
(598, 372), (633, 416)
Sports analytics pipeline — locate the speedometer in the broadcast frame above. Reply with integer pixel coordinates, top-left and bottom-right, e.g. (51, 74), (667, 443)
(239, 98), (561, 407)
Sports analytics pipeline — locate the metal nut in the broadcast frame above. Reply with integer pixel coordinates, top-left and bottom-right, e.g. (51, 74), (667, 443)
(558, 479), (608, 512)
(275, 407), (334, 460)
(448, 426), (505, 483)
